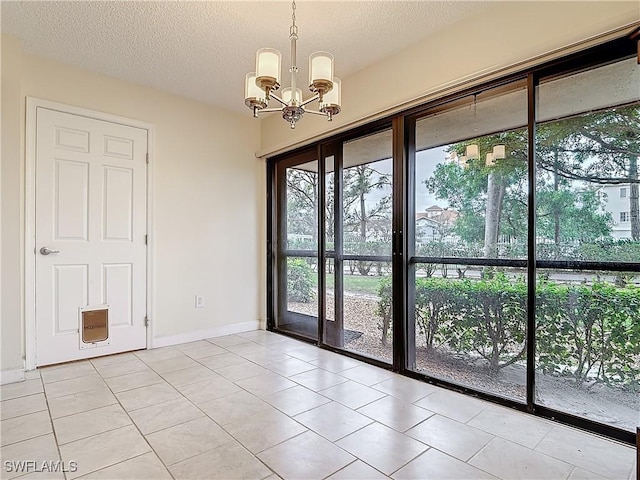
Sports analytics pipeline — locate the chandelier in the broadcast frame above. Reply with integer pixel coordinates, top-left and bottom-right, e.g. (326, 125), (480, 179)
(457, 144), (506, 167)
(244, 0), (341, 129)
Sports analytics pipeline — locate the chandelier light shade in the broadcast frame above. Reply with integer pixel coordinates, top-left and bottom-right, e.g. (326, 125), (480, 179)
(243, 0), (341, 128)
(310, 52), (333, 83)
(320, 77), (341, 117)
(309, 52), (334, 101)
(282, 87), (303, 104)
(255, 48), (282, 94)
(465, 144), (480, 160)
(463, 143), (505, 166)
(492, 144), (506, 160)
(244, 73), (267, 111)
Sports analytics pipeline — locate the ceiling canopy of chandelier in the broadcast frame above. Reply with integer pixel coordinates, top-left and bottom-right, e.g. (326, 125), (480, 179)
(244, 0), (341, 129)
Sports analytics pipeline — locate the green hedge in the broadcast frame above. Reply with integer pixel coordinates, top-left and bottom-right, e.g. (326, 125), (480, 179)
(536, 279), (640, 389)
(287, 258), (315, 303)
(377, 274), (640, 389)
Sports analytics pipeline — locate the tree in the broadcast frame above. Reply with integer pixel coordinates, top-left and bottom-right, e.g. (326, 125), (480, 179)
(285, 161), (393, 276)
(343, 163), (392, 275)
(425, 127), (614, 257)
(286, 169), (318, 246)
(536, 105), (640, 240)
(426, 130), (529, 257)
(536, 182), (612, 242)
(343, 164), (392, 243)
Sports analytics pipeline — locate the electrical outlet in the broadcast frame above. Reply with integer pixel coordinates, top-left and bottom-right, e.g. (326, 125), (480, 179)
(195, 295), (205, 308)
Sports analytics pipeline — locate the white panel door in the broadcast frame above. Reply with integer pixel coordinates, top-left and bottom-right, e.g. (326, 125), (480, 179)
(35, 107), (148, 366)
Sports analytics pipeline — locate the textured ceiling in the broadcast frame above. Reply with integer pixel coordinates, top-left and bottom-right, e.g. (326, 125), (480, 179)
(2, 1), (493, 115)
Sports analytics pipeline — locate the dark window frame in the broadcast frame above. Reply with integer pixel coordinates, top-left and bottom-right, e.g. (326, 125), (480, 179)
(266, 29), (639, 445)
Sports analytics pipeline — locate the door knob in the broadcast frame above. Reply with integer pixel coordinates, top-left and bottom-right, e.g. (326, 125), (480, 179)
(40, 247), (60, 255)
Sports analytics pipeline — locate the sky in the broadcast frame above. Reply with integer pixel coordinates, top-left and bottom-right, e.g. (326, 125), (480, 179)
(359, 146), (450, 213)
(416, 147), (450, 212)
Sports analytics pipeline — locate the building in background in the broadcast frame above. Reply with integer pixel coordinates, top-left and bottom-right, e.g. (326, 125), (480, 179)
(599, 183), (632, 239)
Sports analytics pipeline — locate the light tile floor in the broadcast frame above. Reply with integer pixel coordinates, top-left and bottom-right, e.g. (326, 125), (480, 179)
(0, 330), (636, 480)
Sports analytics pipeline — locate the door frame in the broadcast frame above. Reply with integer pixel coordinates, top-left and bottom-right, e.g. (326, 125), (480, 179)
(24, 97), (156, 370)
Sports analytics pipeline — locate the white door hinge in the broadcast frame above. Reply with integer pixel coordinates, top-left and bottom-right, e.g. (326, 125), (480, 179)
(145, 234), (148, 245)
(146, 153), (149, 164)
(144, 316), (150, 327)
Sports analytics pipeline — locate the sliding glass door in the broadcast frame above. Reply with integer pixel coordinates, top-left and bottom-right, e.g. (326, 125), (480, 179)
(408, 81), (529, 402)
(274, 149), (319, 340)
(268, 33), (639, 444)
(328, 128), (393, 364)
(273, 128), (394, 364)
(534, 56), (640, 433)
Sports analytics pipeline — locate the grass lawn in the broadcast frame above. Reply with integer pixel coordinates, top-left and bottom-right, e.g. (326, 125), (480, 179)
(313, 272), (387, 296)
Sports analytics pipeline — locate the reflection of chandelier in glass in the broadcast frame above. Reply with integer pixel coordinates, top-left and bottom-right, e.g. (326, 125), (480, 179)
(460, 144), (505, 166)
(243, 0), (341, 129)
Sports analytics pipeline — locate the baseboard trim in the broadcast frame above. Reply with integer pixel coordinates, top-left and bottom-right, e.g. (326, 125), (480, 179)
(151, 321), (263, 349)
(0, 369), (26, 385)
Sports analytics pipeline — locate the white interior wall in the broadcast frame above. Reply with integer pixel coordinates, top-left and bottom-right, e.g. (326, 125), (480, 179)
(0, 35), (263, 378)
(1, 34), (25, 381)
(1, 1), (638, 379)
(259, 1), (640, 156)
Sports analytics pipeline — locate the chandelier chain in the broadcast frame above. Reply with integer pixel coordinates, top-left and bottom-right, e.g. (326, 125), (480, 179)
(244, 0), (340, 128)
(292, 0), (296, 27)
(290, 0), (298, 37)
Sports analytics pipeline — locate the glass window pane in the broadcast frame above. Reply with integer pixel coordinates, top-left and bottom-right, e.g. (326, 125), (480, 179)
(325, 156), (335, 250)
(323, 153), (341, 346)
(277, 156), (319, 341)
(415, 81), (528, 259)
(343, 261), (392, 363)
(535, 268), (640, 432)
(280, 256), (318, 338)
(410, 80), (528, 402)
(536, 57), (640, 260)
(333, 128), (393, 364)
(324, 153), (336, 326)
(411, 264), (527, 402)
(286, 162), (319, 251)
(535, 56), (640, 433)
(343, 130), (393, 256)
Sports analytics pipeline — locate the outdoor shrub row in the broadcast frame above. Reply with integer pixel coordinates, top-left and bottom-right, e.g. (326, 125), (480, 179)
(377, 274), (640, 390)
(286, 258), (315, 302)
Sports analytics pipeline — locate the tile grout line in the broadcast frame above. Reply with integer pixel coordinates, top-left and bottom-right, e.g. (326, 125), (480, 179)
(37, 375), (68, 480)
(175, 341), (285, 478)
(40, 372), (98, 387)
(163, 336), (388, 476)
(71, 451), (158, 480)
(12, 338), (321, 476)
(320, 458), (384, 480)
(465, 435), (579, 480)
(46, 389), (117, 420)
(437, 443), (500, 479)
(463, 404), (490, 425)
(189, 340), (309, 476)
(386, 446), (432, 478)
(0, 392), (48, 422)
(108, 339), (279, 479)
(335, 421), (431, 477)
(49, 352), (182, 479)
(0, 379), (46, 403)
(9, 331), (632, 480)
(423, 446), (499, 480)
(258, 385), (335, 417)
(77, 357), (177, 480)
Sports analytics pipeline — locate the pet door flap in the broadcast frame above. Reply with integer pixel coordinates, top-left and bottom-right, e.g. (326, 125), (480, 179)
(79, 305), (109, 345)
